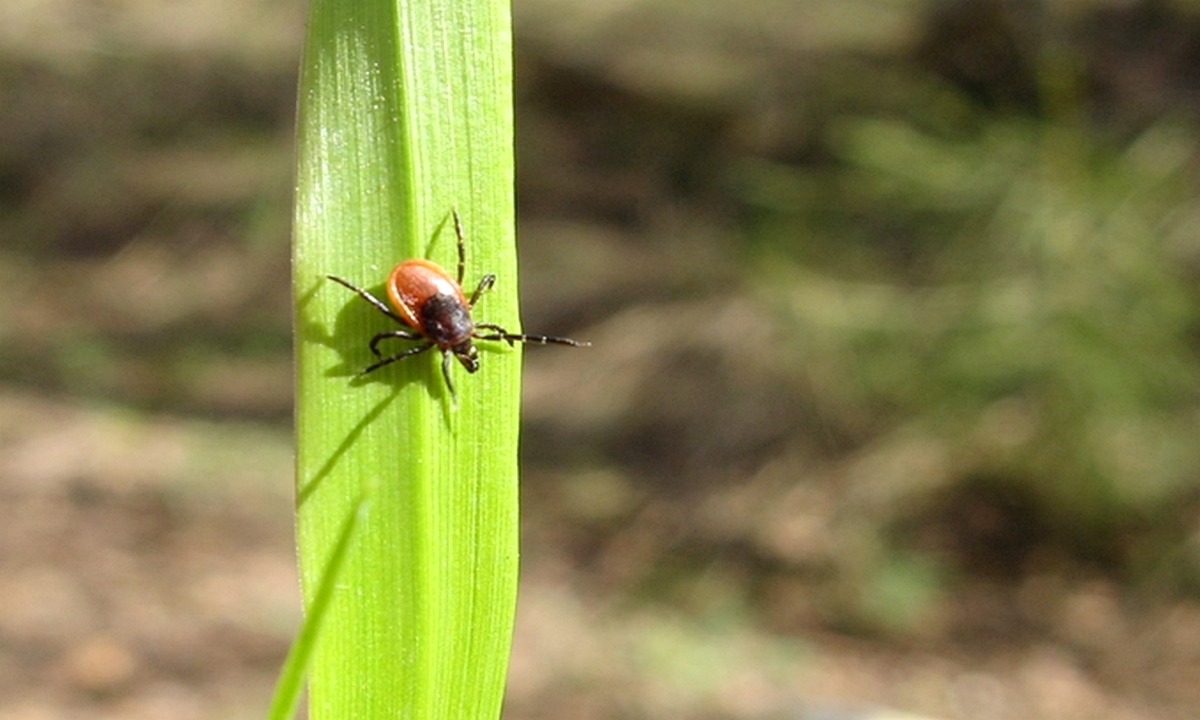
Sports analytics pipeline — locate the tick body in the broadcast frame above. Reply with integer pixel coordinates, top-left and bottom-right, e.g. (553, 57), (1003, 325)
(327, 211), (588, 400)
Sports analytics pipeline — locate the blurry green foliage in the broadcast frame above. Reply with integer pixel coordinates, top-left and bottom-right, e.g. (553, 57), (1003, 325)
(736, 67), (1200, 599)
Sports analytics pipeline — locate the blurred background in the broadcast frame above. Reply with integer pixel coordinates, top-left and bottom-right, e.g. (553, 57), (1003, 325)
(2, 0), (1200, 718)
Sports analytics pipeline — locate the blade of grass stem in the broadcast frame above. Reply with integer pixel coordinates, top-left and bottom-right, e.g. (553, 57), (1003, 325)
(265, 495), (367, 720)
(291, 0), (519, 718)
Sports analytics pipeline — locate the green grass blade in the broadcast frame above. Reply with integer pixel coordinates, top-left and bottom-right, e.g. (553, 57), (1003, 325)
(292, 0), (519, 718)
(265, 495), (367, 720)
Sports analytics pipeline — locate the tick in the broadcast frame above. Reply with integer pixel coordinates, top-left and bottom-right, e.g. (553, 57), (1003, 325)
(326, 211), (589, 400)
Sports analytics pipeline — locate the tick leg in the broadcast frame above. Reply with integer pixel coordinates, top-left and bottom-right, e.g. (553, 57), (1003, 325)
(440, 349), (457, 402)
(474, 323), (591, 347)
(369, 328), (424, 357)
(469, 273), (496, 306)
(326, 275), (406, 324)
(452, 209), (466, 285)
(359, 342), (433, 375)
